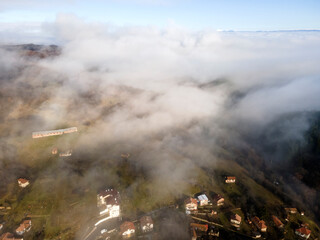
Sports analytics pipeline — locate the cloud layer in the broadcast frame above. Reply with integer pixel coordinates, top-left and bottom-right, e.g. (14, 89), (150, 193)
(1, 16), (320, 236)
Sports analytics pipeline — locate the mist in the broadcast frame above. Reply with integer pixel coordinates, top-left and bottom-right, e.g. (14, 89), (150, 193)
(1, 15), (320, 239)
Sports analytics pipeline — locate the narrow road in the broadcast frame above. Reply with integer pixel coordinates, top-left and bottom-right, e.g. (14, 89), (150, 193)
(84, 217), (120, 240)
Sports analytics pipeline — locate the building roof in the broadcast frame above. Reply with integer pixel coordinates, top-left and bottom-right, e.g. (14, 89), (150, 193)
(252, 231), (261, 237)
(190, 223), (208, 232)
(15, 225), (25, 233)
(252, 216), (267, 229)
(231, 214), (242, 222)
(17, 178), (29, 184)
(105, 195), (117, 205)
(32, 127), (77, 136)
(197, 194), (208, 201)
(0, 233), (14, 240)
(226, 176), (236, 180)
(285, 207), (297, 213)
(98, 189), (120, 205)
(140, 216), (153, 226)
(259, 220), (267, 229)
(16, 219), (31, 233)
(185, 197), (197, 205)
(99, 188), (118, 197)
(296, 227), (311, 235)
(120, 221), (135, 234)
(59, 150), (72, 156)
(272, 215), (283, 227)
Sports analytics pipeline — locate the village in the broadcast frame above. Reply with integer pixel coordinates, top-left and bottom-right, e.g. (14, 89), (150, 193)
(181, 177), (313, 240)
(81, 175), (315, 240)
(1, 173), (316, 240)
(0, 178), (33, 240)
(0, 127), (319, 240)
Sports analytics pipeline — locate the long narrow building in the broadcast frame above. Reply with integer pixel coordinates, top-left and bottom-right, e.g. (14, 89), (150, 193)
(32, 127), (77, 138)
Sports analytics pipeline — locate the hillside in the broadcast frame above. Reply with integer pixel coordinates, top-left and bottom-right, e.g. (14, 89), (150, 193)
(0, 45), (320, 240)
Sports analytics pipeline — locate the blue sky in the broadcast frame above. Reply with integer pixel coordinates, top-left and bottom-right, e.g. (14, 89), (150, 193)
(0, 0), (319, 31)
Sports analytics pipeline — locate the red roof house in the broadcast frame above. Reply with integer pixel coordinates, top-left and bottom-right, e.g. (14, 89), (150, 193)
(252, 216), (267, 232)
(295, 227), (311, 239)
(272, 215), (284, 228)
(120, 221), (135, 238)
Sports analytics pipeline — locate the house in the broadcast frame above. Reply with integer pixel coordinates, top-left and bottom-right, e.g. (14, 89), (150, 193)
(230, 214), (242, 227)
(97, 189), (120, 217)
(15, 220), (31, 235)
(120, 221), (135, 239)
(195, 193), (209, 206)
(59, 150), (72, 157)
(225, 176), (236, 183)
(51, 147), (58, 155)
(272, 215), (284, 228)
(208, 226), (219, 237)
(140, 216), (153, 233)
(185, 197), (197, 214)
(0, 233), (23, 240)
(252, 231), (261, 239)
(285, 208), (298, 214)
(190, 223), (208, 232)
(252, 216), (267, 232)
(190, 223), (208, 240)
(212, 193), (224, 206)
(295, 227), (311, 239)
(17, 179), (29, 188)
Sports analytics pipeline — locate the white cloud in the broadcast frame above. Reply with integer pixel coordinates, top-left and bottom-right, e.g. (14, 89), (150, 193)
(42, 16), (320, 127)
(1, 15), (320, 209)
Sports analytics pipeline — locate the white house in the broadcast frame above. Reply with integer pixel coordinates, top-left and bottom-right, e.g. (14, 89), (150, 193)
(51, 147), (58, 155)
(140, 216), (153, 233)
(97, 189), (120, 217)
(197, 194), (209, 206)
(59, 150), (72, 157)
(184, 197), (197, 214)
(230, 214), (241, 227)
(252, 231), (261, 239)
(285, 208), (298, 214)
(17, 178), (29, 188)
(225, 176), (236, 183)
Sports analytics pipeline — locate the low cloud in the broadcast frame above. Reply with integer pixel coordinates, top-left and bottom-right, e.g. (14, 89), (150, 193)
(1, 14), (320, 178)
(1, 15), (320, 237)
